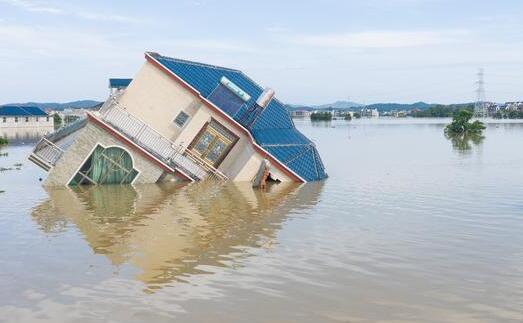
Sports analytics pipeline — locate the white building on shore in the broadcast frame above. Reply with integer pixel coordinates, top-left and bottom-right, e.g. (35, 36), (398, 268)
(1, 106), (54, 142)
(0, 106), (52, 128)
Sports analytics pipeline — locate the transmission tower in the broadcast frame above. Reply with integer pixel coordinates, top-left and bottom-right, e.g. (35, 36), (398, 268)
(474, 68), (487, 118)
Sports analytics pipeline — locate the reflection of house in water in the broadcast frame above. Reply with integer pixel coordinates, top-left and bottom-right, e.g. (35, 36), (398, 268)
(29, 52), (327, 186)
(31, 182), (323, 290)
(0, 106), (53, 143)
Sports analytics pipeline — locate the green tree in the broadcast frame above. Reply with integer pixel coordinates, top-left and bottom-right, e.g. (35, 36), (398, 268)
(310, 112), (332, 121)
(53, 113), (62, 128)
(0, 137), (7, 146)
(445, 109), (485, 135)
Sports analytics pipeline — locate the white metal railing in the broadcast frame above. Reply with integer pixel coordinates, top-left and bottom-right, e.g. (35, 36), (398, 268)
(31, 137), (64, 167)
(99, 102), (227, 181)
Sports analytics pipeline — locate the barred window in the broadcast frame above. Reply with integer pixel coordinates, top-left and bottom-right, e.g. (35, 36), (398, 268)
(174, 111), (189, 127)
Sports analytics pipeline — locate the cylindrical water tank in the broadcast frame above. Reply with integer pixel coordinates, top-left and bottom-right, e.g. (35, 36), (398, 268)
(256, 88), (275, 108)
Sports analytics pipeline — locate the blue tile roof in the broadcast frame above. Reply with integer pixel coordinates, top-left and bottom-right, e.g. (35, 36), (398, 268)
(109, 78), (132, 88)
(151, 53), (327, 182)
(0, 105), (48, 116)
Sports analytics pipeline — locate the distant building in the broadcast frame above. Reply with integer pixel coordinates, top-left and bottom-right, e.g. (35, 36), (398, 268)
(505, 102), (523, 111)
(361, 107), (379, 118)
(290, 110), (311, 118)
(59, 108), (89, 124)
(0, 105), (53, 142)
(0, 106), (52, 128)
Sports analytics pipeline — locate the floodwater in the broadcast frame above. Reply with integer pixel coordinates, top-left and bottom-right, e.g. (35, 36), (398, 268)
(1, 118), (523, 322)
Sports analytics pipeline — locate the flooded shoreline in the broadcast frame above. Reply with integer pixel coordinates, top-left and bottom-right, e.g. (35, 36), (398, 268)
(1, 119), (523, 322)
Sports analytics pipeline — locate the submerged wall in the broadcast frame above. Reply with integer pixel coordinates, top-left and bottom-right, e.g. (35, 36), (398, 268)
(45, 121), (166, 186)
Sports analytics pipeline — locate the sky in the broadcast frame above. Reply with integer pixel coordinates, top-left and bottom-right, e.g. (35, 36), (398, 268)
(0, 0), (522, 105)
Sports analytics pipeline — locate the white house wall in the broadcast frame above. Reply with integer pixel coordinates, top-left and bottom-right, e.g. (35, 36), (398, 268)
(0, 116), (53, 128)
(118, 61), (292, 182)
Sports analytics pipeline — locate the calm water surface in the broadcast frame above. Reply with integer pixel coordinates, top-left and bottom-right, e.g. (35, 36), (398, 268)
(1, 118), (523, 322)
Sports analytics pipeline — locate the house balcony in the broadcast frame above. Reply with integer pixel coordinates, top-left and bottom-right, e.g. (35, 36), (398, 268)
(97, 101), (228, 182)
(30, 98), (227, 182)
(29, 117), (87, 171)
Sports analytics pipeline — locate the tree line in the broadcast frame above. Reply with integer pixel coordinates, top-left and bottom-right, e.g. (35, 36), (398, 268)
(411, 104), (475, 118)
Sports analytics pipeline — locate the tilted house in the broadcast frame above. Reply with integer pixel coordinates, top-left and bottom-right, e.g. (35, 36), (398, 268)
(29, 52), (327, 186)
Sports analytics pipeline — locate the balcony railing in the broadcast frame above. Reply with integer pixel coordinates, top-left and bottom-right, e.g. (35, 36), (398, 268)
(29, 137), (64, 171)
(99, 103), (227, 181)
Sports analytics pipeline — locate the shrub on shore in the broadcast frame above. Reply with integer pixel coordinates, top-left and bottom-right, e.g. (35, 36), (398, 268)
(310, 112), (332, 121)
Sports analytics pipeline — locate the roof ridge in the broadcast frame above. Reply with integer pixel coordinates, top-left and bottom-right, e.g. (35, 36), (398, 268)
(0, 105), (45, 116)
(150, 52), (291, 111)
(151, 52), (242, 73)
(17, 106), (34, 116)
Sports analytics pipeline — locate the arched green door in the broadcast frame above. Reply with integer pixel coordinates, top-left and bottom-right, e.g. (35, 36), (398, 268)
(70, 145), (139, 185)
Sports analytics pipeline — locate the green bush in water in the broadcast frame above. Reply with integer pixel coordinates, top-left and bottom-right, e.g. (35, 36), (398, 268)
(445, 109), (485, 135)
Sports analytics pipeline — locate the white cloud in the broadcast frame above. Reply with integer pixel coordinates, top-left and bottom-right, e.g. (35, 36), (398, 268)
(76, 11), (143, 24)
(0, 0), (143, 23)
(292, 30), (469, 48)
(0, 23), (127, 59)
(264, 25), (291, 34)
(0, 0), (63, 14)
(171, 39), (257, 53)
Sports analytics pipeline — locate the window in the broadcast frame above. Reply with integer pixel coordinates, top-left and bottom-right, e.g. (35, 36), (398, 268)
(36, 117), (39, 122)
(189, 119), (238, 166)
(174, 111), (189, 127)
(69, 145), (139, 186)
(46, 117), (50, 122)
(25, 117), (29, 122)
(2, 117), (5, 123)
(14, 117), (18, 123)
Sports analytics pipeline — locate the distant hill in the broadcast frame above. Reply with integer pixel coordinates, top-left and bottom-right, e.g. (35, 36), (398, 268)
(364, 102), (434, 112)
(286, 101), (466, 112)
(2, 100), (102, 111)
(287, 100), (362, 111)
(313, 100), (363, 110)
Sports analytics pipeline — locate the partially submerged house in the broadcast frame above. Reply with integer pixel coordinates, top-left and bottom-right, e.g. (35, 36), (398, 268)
(29, 52), (327, 186)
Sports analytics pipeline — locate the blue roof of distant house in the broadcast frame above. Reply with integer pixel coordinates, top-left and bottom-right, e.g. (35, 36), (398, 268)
(150, 53), (327, 182)
(109, 78), (132, 88)
(0, 105), (48, 116)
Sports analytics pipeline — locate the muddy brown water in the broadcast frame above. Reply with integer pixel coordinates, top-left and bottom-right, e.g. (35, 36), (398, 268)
(1, 118), (523, 322)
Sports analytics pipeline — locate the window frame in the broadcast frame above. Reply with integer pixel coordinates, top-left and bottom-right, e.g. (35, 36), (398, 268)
(173, 111), (190, 128)
(67, 144), (141, 186)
